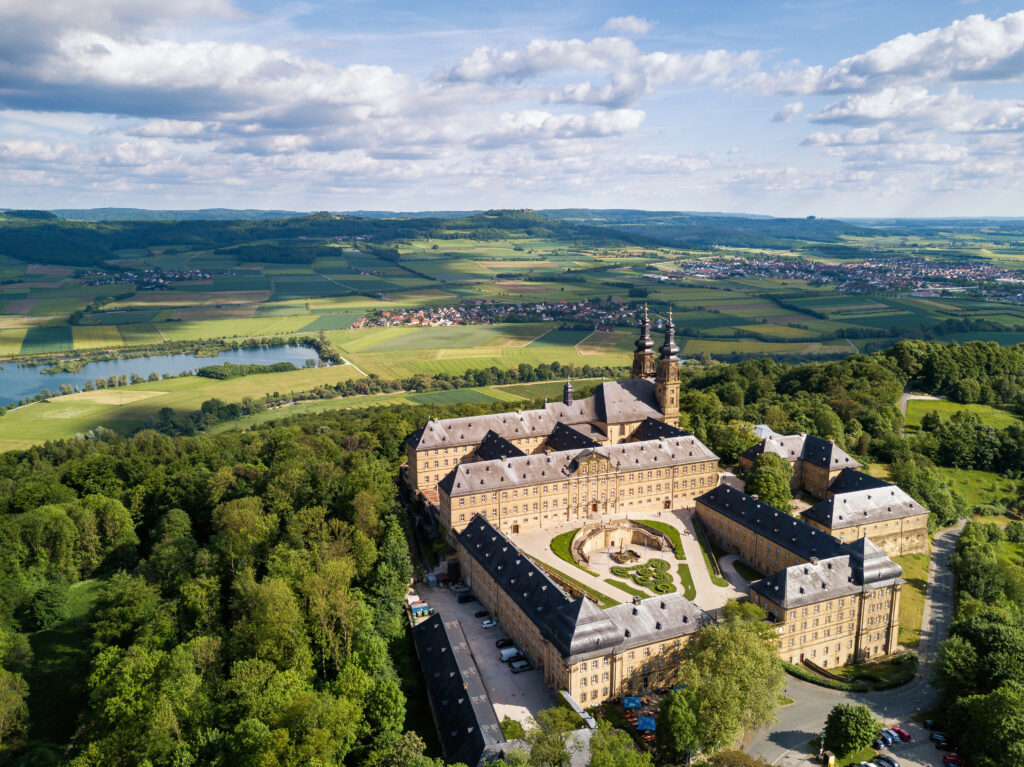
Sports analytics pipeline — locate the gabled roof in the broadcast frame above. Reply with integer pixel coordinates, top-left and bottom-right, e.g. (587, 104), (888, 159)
(751, 555), (863, 609)
(412, 614), (500, 765)
(406, 379), (663, 452)
(827, 467), (890, 496)
(475, 430), (526, 461)
(739, 433), (861, 472)
(803, 484), (927, 531)
(441, 436), (718, 498)
(603, 593), (710, 648)
(844, 536), (903, 584)
(630, 416), (691, 442)
(546, 422), (600, 452)
(801, 434), (861, 471)
(695, 485), (846, 562)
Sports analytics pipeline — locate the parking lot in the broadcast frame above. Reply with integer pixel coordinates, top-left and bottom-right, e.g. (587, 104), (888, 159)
(417, 585), (556, 725)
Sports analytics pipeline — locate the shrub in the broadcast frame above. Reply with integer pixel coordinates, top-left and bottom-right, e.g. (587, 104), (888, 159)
(610, 566), (629, 577)
(28, 578), (70, 631)
(653, 583), (675, 594)
(783, 663), (868, 692)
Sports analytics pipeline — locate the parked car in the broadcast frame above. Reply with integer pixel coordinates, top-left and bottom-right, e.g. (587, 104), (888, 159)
(880, 730), (898, 745)
(453, 584), (471, 594)
(495, 638), (514, 649)
(924, 720), (936, 730)
(474, 610), (490, 619)
(481, 618), (497, 629)
(938, 742), (958, 753)
(456, 593), (477, 604)
(874, 754), (900, 767)
(506, 653), (525, 665)
(942, 756), (964, 767)
(891, 727), (911, 742)
(931, 732), (948, 743)
(510, 659), (533, 674)
(873, 738), (888, 750)
(499, 647), (520, 663)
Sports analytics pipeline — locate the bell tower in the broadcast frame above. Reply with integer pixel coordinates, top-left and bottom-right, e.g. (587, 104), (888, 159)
(631, 304), (656, 378)
(655, 308), (681, 425)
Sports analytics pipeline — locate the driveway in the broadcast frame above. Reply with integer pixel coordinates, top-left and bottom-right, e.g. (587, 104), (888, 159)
(745, 524), (962, 766)
(417, 584), (557, 725)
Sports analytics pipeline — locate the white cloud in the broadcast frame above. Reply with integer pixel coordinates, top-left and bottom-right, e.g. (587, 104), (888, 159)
(603, 16), (652, 36)
(469, 109), (645, 148)
(772, 101), (803, 122)
(757, 11), (1024, 95)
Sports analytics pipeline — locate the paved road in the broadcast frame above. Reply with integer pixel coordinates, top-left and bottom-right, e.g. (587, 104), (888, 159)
(746, 524), (962, 766)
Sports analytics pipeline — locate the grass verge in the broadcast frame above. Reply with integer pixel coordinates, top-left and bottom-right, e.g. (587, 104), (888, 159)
(677, 563), (697, 601)
(893, 548), (930, 649)
(784, 662), (869, 692)
(606, 578), (646, 598)
(692, 520), (730, 587)
(550, 528), (598, 576)
(810, 737), (877, 767)
(731, 558), (762, 582)
(637, 519), (685, 559)
(532, 560), (619, 608)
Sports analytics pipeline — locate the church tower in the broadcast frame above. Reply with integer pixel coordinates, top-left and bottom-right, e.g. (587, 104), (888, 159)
(655, 308), (681, 425)
(631, 305), (656, 378)
(563, 378), (573, 406)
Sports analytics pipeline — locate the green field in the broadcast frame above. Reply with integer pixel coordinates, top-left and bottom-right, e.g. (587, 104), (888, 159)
(894, 550), (929, 648)
(935, 467), (1020, 508)
(905, 398), (1022, 431)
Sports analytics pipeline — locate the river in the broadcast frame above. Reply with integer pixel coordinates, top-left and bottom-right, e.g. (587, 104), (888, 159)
(0, 345), (320, 407)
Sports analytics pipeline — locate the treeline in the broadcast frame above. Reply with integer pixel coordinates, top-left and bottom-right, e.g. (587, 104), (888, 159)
(0, 401), (503, 764)
(0, 210), (659, 268)
(148, 361), (616, 436)
(915, 409), (1024, 476)
(196, 361), (299, 380)
(212, 243), (342, 263)
(934, 521), (1024, 767)
(887, 339), (1024, 410)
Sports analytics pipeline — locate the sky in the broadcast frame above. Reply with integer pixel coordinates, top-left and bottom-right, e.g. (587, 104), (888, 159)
(2, 1), (1024, 216)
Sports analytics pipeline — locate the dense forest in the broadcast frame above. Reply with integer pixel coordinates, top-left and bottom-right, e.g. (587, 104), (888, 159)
(0, 340), (1019, 763)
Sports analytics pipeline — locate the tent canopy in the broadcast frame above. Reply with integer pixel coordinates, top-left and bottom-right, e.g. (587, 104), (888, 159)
(622, 697), (642, 709)
(637, 717), (656, 731)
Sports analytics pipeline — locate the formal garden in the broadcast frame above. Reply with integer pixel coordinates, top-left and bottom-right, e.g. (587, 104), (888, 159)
(610, 558), (675, 594)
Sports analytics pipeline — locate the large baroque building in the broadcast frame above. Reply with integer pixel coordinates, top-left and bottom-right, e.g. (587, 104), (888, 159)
(696, 484), (903, 668)
(458, 515), (711, 706)
(739, 433), (862, 499)
(405, 308), (722, 537)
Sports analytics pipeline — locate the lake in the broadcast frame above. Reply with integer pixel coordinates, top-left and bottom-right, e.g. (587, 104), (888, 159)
(0, 345), (320, 407)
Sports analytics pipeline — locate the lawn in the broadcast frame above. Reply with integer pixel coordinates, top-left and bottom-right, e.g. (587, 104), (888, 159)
(606, 578), (647, 598)
(731, 558), (762, 582)
(25, 579), (101, 746)
(677, 563), (697, 600)
(692, 519), (730, 587)
(894, 549), (930, 649)
(934, 466), (1020, 508)
(905, 398), (1021, 431)
(550, 528), (598, 576)
(637, 519), (685, 559)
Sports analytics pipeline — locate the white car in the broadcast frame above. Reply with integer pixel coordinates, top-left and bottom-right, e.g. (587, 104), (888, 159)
(481, 618), (498, 629)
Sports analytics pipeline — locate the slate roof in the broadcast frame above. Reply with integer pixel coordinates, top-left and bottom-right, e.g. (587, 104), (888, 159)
(739, 433), (861, 472)
(457, 516), (709, 660)
(751, 555), (864, 609)
(412, 614), (500, 765)
(751, 537), (904, 609)
(630, 416), (691, 442)
(603, 593), (710, 649)
(475, 430), (527, 461)
(801, 434), (861, 471)
(827, 468), (890, 496)
(803, 484), (927, 531)
(695, 484), (846, 562)
(546, 422), (601, 452)
(440, 436), (718, 498)
(407, 379), (664, 451)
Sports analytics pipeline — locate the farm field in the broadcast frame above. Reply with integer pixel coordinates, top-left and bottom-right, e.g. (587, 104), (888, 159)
(0, 363), (365, 451)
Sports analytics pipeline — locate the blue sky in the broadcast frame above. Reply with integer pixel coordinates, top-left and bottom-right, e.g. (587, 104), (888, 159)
(2, 1), (1024, 216)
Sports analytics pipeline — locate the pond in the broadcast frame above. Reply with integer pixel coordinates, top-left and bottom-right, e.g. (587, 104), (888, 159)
(0, 345), (320, 407)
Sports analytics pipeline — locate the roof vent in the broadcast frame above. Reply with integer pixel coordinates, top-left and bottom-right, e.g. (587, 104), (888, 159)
(656, 621), (663, 630)
(624, 629), (631, 638)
